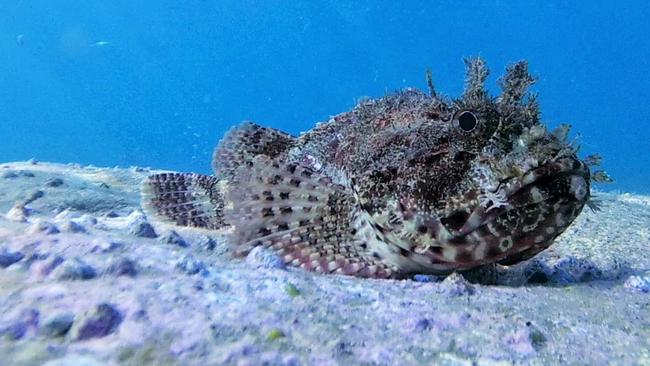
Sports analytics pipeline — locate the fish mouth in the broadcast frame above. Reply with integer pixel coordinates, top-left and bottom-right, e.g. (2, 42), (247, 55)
(426, 157), (591, 267)
(452, 157), (590, 237)
(393, 157), (590, 271)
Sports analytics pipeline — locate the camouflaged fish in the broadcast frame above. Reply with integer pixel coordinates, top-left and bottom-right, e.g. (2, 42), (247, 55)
(142, 58), (610, 279)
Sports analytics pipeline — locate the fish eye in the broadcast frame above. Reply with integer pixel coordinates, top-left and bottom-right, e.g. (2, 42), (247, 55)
(457, 111), (478, 132)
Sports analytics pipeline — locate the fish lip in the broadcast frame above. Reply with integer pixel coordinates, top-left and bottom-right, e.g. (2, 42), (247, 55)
(503, 157), (590, 201)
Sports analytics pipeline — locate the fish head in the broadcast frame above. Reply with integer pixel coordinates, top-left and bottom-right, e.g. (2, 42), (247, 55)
(352, 59), (596, 269)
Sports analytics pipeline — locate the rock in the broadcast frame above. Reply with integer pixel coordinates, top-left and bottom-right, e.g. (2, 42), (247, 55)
(128, 220), (157, 238)
(59, 220), (86, 233)
(127, 214), (157, 238)
(624, 273), (650, 293)
(414, 318), (432, 332)
(78, 214), (98, 226)
(52, 258), (97, 281)
(6, 203), (28, 222)
(437, 272), (475, 297)
(1, 321), (28, 341)
(126, 210), (145, 221)
(104, 257), (138, 277)
(41, 313), (75, 338)
(196, 235), (217, 251)
(27, 220), (60, 235)
(0, 308), (39, 341)
(159, 230), (188, 247)
(104, 210), (119, 218)
(90, 238), (124, 253)
(24, 189), (44, 204)
(246, 246), (286, 270)
(45, 177), (64, 187)
(548, 256), (603, 284)
(33, 255), (64, 277)
(0, 249), (25, 268)
(1, 170), (18, 179)
(176, 255), (206, 275)
(19, 252), (48, 270)
(71, 303), (123, 340)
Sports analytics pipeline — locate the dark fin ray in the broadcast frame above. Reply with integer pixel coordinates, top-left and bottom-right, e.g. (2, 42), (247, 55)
(141, 173), (225, 229)
(212, 121), (296, 180)
(226, 155), (396, 278)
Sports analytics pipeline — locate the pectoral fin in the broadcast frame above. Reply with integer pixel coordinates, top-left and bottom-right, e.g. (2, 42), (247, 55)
(226, 155), (396, 278)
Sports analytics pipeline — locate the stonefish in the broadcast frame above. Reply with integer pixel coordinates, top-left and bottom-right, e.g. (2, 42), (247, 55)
(143, 58), (608, 279)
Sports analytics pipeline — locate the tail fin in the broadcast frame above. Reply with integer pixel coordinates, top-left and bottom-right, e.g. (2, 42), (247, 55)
(141, 173), (226, 229)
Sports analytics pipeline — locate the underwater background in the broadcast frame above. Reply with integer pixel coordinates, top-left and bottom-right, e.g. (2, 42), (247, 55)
(1, 3), (650, 365)
(1, 1), (649, 194)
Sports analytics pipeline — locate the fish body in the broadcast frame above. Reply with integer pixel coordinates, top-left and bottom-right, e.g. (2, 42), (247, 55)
(143, 58), (597, 279)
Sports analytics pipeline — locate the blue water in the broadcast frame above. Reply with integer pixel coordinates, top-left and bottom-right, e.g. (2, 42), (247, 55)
(1, 1), (648, 194)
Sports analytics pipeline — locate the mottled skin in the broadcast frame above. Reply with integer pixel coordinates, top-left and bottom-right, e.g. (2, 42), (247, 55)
(143, 58), (606, 279)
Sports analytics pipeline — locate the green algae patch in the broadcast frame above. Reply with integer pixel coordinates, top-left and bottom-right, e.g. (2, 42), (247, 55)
(285, 283), (301, 298)
(267, 328), (285, 341)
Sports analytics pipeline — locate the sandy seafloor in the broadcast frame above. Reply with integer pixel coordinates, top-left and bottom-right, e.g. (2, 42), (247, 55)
(0, 161), (648, 366)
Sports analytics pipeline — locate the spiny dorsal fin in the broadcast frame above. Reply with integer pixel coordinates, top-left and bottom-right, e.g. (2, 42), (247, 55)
(212, 121), (296, 180)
